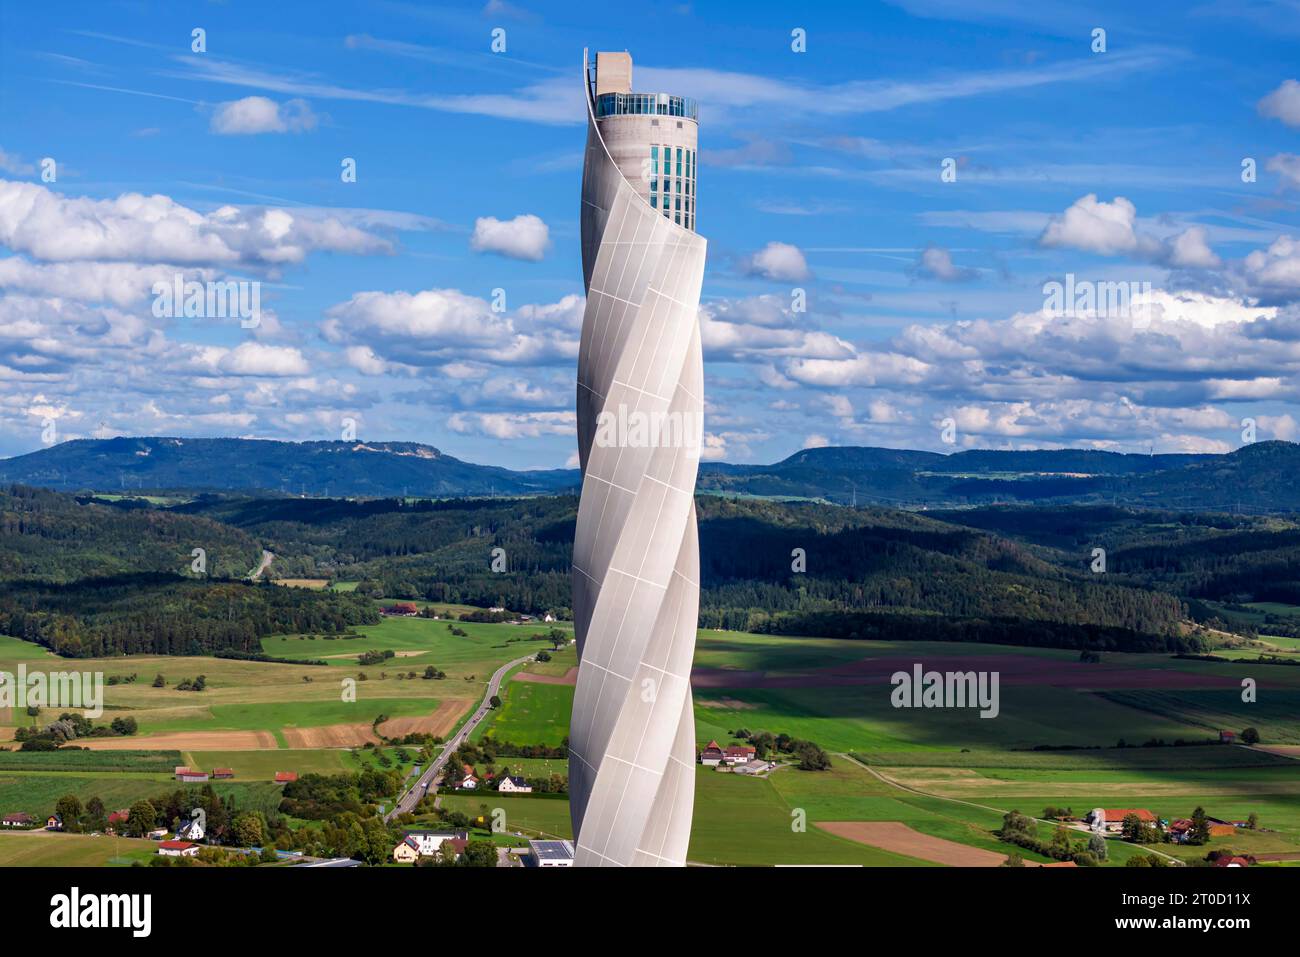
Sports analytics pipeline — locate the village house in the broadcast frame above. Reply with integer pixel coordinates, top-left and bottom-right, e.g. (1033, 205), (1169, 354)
(157, 840), (200, 858)
(106, 809), (129, 834)
(392, 837), (420, 863)
(699, 741), (725, 766)
(734, 759), (775, 775)
(147, 827), (168, 840)
(1214, 855), (1252, 867)
(1169, 816), (1237, 843)
(46, 814), (62, 830)
(399, 830), (469, 860)
(211, 768), (235, 780)
(274, 771), (298, 784)
(381, 602), (421, 616)
(2, 812), (34, 828)
(176, 770), (209, 783)
(498, 775), (532, 794)
(1087, 808), (1157, 833)
(1219, 730), (1237, 744)
(176, 818), (205, 842)
(723, 744), (757, 765)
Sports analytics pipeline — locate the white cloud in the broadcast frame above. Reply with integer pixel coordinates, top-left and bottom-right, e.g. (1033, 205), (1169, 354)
(803, 433), (830, 448)
(345, 345), (388, 375)
(1259, 79), (1300, 128)
(0, 147), (35, 176)
(1039, 193), (1218, 268)
(211, 96), (319, 134)
(1267, 153), (1300, 191)
(1244, 236), (1300, 290)
(323, 287), (578, 367)
(1166, 226), (1220, 269)
(915, 245), (976, 281)
(447, 410), (574, 439)
(1039, 194), (1149, 256)
(215, 342), (311, 377)
(744, 241), (810, 281)
(0, 180), (391, 265)
(469, 214), (550, 261)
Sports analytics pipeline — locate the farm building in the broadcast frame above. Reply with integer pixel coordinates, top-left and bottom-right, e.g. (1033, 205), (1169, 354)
(699, 741), (725, 766)
(498, 775), (532, 793)
(528, 839), (575, 867)
(734, 760), (775, 775)
(381, 602), (420, 616)
(274, 771), (298, 784)
(1219, 730), (1237, 743)
(723, 744), (757, 765)
(2, 812), (34, 828)
(211, 768), (235, 779)
(1213, 856), (1252, 867)
(106, 810), (129, 833)
(176, 770), (209, 783)
(46, 814), (62, 830)
(157, 841), (199, 858)
(1087, 808), (1157, 833)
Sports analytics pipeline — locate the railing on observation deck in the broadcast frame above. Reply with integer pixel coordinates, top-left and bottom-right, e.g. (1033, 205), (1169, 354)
(594, 91), (698, 120)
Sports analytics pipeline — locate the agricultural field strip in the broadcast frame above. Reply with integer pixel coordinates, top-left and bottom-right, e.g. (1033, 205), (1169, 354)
(835, 753), (1184, 864)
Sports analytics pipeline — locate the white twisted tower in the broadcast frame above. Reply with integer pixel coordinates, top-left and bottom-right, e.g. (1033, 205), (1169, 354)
(569, 50), (706, 867)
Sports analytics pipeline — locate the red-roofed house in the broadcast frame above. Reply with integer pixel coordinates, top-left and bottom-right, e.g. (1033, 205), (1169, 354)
(106, 809), (129, 834)
(1088, 808), (1157, 833)
(211, 768), (234, 779)
(274, 771), (298, 784)
(177, 770), (209, 783)
(157, 840), (200, 858)
(1219, 730), (1237, 743)
(699, 741), (725, 766)
(723, 744), (757, 765)
(1213, 855), (1251, 867)
(1, 812), (34, 828)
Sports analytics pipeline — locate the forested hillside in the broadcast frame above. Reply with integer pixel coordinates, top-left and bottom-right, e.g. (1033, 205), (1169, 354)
(0, 485), (380, 657)
(7, 485), (1297, 657)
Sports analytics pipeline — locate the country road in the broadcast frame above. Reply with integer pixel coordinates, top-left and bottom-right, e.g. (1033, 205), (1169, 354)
(384, 651), (538, 821)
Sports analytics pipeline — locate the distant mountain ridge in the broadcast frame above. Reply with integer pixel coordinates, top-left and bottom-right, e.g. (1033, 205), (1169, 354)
(2, 436), (1298, 512)
(0, 436), (576, 497)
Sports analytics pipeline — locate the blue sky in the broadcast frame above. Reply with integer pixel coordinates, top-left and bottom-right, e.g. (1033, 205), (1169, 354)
(1, 0), (1299, 468)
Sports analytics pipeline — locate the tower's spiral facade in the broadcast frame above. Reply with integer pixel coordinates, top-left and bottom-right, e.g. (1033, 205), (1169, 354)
(569, 50), (706, 868)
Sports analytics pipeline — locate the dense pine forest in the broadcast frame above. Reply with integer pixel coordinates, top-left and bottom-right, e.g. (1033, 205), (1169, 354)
(7, 483), (1300, 657)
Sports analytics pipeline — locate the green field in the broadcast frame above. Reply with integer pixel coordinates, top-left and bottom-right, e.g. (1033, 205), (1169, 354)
(1096, 690), (1300, 744)
(0, 750), (183, 773)
(5, 622), (1300, 867)
(853, 746), (1297, 771)
(182, 749), (354, 779)
(0, 831), (159, 866)
(472, 679), (572, 747)
(439, 792), (573, 838)
(0, 773), (284, 819)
